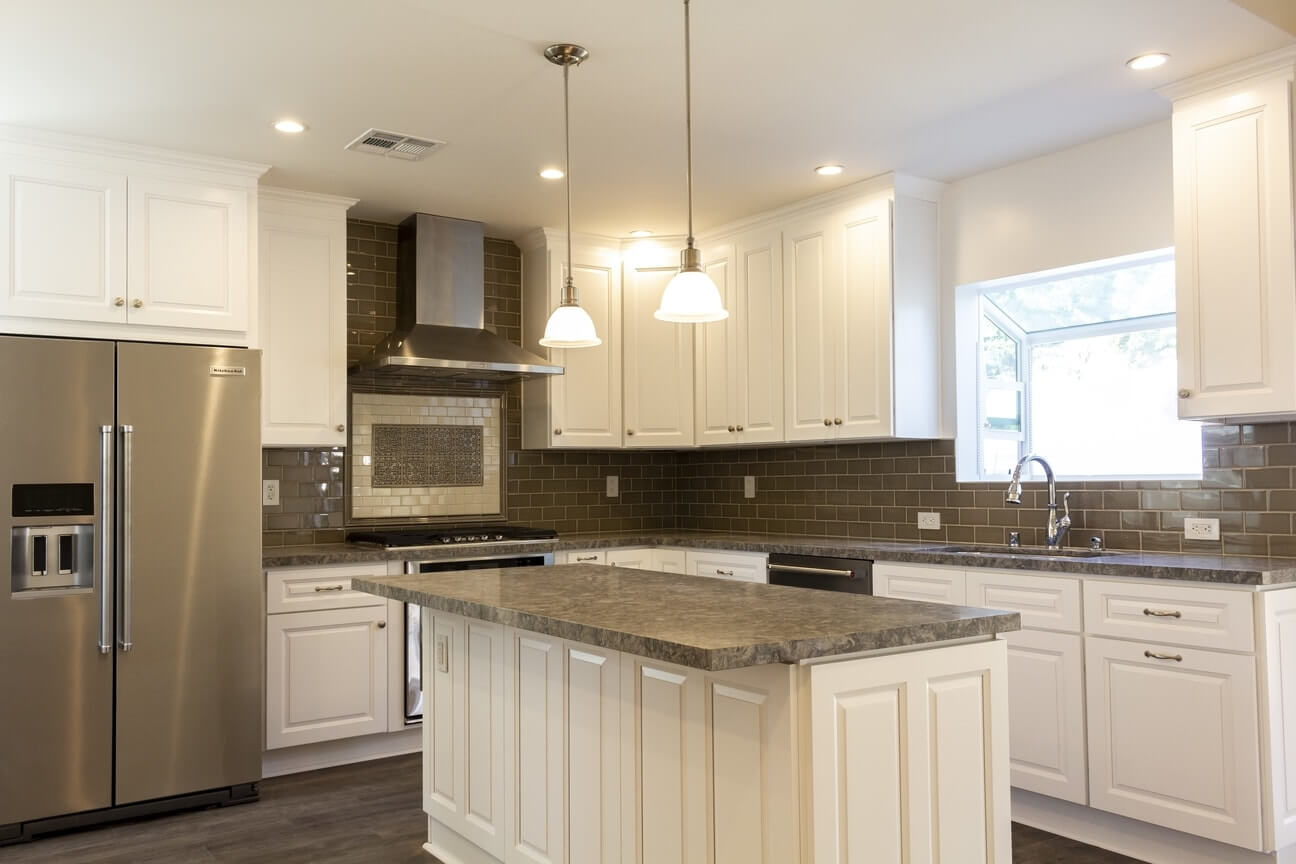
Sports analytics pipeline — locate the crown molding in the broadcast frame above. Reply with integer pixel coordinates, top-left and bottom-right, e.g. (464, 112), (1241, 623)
(1156, 44), (1296, 102)
(0, 124), (270, 179)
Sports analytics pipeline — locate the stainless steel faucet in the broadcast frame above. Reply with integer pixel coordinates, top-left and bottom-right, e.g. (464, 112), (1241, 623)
(1005, 454), (1071, 549)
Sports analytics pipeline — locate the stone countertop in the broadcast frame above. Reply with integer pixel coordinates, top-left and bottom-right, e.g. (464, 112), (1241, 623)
(264, 531), (1296, 585)
(352, 563), (1020, 671)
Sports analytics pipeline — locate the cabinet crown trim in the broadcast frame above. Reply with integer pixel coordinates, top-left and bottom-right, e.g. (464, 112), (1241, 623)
(1157, 44), (1296, 102)
(260, 186), (358, 209)
(0, 123), (270, 179)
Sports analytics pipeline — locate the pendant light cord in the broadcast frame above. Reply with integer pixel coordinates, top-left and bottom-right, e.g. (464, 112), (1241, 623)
(683, 0), (695, 250)
(562, 59), (576, 306)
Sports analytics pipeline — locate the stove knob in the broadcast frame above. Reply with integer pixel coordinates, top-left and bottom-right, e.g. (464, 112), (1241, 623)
(493, 533), (504, 541)
(454, 536), (466, 542)
(440, 537), (451, 544)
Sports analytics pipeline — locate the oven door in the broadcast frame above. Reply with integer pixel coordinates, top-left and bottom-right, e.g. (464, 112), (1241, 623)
(402, 553), (552, 725)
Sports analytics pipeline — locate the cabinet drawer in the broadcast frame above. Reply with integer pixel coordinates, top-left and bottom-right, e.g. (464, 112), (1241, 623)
(652, 547), (687, 574)
(266, 564), (388, 614)
(562, 549), (606, 565)
(966, 570), (1082, 632)
(1083, 579), (1254, 652)
(687, 550), (768, 583)
(873, 563), (965, 605)
(605, 547), (652, 569)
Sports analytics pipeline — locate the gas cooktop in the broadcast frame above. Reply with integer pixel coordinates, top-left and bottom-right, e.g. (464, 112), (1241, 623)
(346, 526), (557, 548)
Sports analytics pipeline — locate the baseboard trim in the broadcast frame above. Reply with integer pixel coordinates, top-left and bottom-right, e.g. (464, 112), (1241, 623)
(425, 817), (502, 864)
(1013, 788), (1293, 864)
(261, 728), (422, 778)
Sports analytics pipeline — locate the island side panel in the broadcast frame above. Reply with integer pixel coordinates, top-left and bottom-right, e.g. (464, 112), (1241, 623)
(804, 639), (1011, 864)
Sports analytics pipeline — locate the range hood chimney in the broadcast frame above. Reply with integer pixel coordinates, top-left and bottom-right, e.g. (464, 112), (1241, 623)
(353, 214), (562, 380)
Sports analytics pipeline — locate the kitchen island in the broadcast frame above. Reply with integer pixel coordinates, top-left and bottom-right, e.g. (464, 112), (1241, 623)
(354, 563), (1020, 864)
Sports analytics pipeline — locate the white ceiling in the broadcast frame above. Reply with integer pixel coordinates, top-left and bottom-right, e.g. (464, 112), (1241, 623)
(1, 0), (1290, 239)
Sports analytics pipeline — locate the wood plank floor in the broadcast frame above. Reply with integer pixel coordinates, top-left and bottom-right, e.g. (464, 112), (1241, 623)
(0, 753), (1145, 863)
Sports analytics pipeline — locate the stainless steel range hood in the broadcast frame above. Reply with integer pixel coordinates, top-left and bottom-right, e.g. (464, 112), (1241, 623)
(353, 213), (562, 380)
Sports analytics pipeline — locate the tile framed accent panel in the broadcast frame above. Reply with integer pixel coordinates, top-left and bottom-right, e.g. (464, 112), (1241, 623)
(348, 391), (503, 522)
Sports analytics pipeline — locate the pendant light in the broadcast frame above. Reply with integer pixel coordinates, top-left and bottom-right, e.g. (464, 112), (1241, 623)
(655, 0), (728, 323)
(539, 43), (601, 349)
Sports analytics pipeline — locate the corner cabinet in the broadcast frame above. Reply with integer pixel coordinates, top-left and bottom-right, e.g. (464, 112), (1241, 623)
(259, 188), (355, 448)
(0, 126), (266, 346)
(520, 230), (624, 449)
(622, 244), (695, 448)
(1165, 51), (1296, 420)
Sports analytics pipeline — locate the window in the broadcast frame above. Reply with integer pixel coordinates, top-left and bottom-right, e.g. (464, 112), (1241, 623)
(955, 249), (1201, 482)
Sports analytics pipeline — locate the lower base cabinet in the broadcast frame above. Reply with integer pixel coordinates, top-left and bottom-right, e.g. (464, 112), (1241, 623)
(1002, 629), (1087, 804)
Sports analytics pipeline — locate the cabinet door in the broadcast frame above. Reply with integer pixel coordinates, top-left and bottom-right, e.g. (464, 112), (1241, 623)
(695, 243), (738, 446)
(833, 197), (894, 439)
(425, 612), (466, 830)
(550, 244), (623, 448)
(1003, 629), (1087, 804)
(606, 547), (652, 570)
(0, 156), (128, 324)
(872, 563), (966, 605)
(462, 619), (508, 858)
(259, 198), (348, 447)
(783, 211), (837, 442)
(1085, 636), (1262, 850)
(565, 642), (621, 864)
(735, 227), (784, 444)
(652, 548), (687, 574)
(623, 251), (695, 447)
(504, 629), (564, 864)
(127, 175), (250, 332)
(265, 606), (387, 749)
(1173, 73), (1296, 419)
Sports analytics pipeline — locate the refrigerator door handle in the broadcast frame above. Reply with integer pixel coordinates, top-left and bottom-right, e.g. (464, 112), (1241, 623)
(98, 425), (114, 654)
(119, 424), (134, 653)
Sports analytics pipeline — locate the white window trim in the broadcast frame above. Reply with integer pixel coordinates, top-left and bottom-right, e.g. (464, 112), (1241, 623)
(955, 248), (1198, 483)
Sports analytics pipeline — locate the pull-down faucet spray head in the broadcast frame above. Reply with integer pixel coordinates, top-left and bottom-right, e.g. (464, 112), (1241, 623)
(1005, 463), (1025, 505)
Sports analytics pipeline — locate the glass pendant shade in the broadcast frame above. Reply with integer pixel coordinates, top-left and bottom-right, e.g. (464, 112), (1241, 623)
(540, 301), (601, 348)
(655, 268), (727, 322)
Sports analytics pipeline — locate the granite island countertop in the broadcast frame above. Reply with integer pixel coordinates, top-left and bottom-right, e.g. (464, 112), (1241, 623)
(266, 530), (1296, 585)
(352, 563), (1020, 671)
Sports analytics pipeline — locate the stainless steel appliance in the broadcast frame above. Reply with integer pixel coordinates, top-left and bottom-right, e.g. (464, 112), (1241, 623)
(767, 553), (872, 595)
(0, 337), (262, 843)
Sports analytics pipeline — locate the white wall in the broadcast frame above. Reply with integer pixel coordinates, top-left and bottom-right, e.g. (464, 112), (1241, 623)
(938, 120), (1174, 434)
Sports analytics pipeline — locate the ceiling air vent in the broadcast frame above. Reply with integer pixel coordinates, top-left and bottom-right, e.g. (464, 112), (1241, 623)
(345, 128), (445, 161)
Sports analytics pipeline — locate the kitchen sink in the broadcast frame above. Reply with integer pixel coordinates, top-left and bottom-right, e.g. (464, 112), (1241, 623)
(928, 545), (1118, 559)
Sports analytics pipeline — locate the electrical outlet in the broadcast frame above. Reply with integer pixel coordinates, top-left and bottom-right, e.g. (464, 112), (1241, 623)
(1184, 517), (1220, 541)
(744, 476), (756, 498)
(606, 475), (619, 498)
(262, 479), (280, 507)
(917, 512), (941, 530)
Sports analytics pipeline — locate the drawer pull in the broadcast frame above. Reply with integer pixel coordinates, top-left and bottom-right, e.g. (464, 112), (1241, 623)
(1143, 608), (1182, 618)
(716, 568), (735, 577)
(1144, 650), (1183, 662)
(314, 585), (345, 593)
(576, 555), (598, 562)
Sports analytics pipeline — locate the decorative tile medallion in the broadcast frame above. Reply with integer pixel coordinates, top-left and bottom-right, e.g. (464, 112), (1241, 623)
(372, 424), (483, 488)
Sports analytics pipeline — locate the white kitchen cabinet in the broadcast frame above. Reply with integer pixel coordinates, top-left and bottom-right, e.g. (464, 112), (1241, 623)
(783, 178), (941, 442)
(520, 231), (624, 449)
(265, 605), (388, 750)
(605, 547), (652, 569)
(622, 245), (695, 448)
(966, 569), (1083, 633)
(0, 155), (128, 324)
(560, 549), (606, 565)
(504, 629), (564, 864)
(258, 188), (354, 448)
(1002, 628), (1087, 804)
(686, 549), (768, 583)
(1085, 635), (1262, 850)
(652, 548), (687, 574)
(1165, 57), (1296, 420)
(564, 641), (621, 864)
(872, 562), (966, 605)
(694, 227), (785, 446)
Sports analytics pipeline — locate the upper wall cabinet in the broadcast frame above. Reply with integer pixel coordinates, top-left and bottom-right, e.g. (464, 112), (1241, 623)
(1164, 50), (1296, 420)
(0, 126), (266, 346)
(520, 230), (624, 449)
(259, 188), (355, 448)
(622, 244), (695, 448)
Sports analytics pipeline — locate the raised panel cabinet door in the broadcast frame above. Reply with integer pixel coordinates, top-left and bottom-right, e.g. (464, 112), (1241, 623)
(0, 156), (128, 324)
(872, 563), (966, 605)
(504, 629), (564, 864)
(265, 606), (387, 750)
(259, 197), (349, 447)
(783, 211), (837, 442)
(462, 619), (508, 858)
(1173, 72), (1296, 419)
(550, 244), (623, 448)
(834, 197), (894, 438)
(735, 227), (784, 443)
(565, 642), (620, 864)
(1084, 636), (1263, 850)
(127, 175), (250, 332)
(623, 252), (695, 447)
(694, 242), (737, 446)
(1002, 629), (1087, 804)
(425, 612), (467, 832)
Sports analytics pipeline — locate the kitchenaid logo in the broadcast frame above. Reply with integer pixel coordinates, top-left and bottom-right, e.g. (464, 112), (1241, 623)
(209, 365), (247, 377)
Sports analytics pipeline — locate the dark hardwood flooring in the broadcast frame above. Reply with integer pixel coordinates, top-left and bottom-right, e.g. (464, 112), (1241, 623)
(0, 753), (1146, 863)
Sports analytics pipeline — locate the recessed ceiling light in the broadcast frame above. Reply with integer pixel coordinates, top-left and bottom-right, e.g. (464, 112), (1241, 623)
(272, 119), (307, 134)
(539, 167), (564, 180)
(1126, 52), (1169, 71)
(629, 230), (653, 238)
(815, 164), (844, 176)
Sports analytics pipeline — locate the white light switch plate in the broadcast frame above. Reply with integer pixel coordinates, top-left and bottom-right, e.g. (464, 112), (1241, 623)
(917, 512), (941, 530)
(606, 475), (619, 497)
(262, 479), (280, 506)
(1184, 517), (1220, 541)
(744, 476), (756, 498)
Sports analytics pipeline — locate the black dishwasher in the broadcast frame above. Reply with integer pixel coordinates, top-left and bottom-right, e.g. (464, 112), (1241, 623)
(767, 553), (872, 595)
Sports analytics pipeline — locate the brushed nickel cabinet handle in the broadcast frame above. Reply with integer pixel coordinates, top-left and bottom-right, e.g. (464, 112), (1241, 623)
(314, 584), (345, 593)
(114, 297), (126, 307)
(1144, 650), (1183, 662)
(1143, 608), (1182, 618)
(1178, 389), (1190, 398)
(716, 568), (735, 577)
(132, 298), (143, 309)
(576, 555), (598, 562)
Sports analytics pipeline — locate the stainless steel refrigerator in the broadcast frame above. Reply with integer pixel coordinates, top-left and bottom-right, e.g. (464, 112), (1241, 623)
(0, 336), (262, 841)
